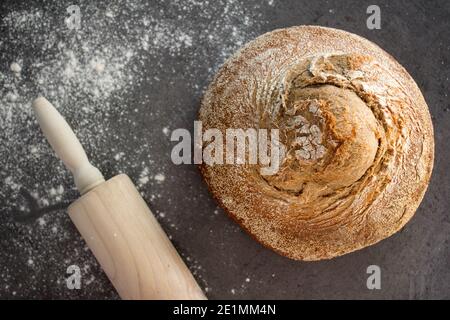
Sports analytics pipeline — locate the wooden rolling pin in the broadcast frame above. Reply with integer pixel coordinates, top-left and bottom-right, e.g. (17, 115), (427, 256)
(32, 97), (206, 300)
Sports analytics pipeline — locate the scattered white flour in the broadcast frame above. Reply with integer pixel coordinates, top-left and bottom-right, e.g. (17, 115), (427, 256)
(37, 218), (46, 227)
(138, 167), (150, 186)
(93, 62), (105, 74)
(49, 185), (64, 197)
(113, 152), (125, 161)
(0, 0), (271, 298)
(154, 173), (165, 183)
(10, 62), (22, 73)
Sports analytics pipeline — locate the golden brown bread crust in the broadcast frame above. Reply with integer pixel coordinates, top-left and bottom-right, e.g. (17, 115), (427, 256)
(199, 26), (434, 260)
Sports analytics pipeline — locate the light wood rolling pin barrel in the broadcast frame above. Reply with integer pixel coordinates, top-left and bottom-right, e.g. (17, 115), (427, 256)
(32, 97), (206, 300)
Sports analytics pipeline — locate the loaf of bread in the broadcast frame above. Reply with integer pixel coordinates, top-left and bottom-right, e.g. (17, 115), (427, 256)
(199, 26), (434, 260)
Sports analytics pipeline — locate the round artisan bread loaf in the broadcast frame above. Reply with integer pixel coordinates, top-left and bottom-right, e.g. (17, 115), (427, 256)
(199, 26), (434, 260)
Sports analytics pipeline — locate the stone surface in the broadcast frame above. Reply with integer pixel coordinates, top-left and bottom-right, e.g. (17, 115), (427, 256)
(0, 0), (448, 299)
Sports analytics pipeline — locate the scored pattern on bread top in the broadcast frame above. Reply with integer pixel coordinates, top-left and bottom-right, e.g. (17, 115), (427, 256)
(199, 26), (434, 261)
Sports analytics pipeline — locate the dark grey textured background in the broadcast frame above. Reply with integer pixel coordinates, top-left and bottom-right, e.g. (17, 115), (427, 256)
(0, 0), (449, 299)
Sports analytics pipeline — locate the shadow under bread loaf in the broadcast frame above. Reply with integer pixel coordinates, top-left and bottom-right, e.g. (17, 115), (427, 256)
(199, 26), (434, 261)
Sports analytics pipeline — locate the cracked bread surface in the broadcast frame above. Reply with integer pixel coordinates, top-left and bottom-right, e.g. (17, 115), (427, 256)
(199, 26), (434, 260)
